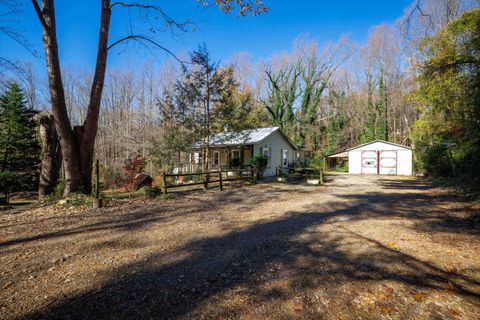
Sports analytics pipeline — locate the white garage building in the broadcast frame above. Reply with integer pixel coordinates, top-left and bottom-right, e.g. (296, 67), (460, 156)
(347, 140), (413, 176)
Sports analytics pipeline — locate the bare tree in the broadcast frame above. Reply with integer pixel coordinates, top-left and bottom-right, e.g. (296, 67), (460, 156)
(30, 0), (269, 195)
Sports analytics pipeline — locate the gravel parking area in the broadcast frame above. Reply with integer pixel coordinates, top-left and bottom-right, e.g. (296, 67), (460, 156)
(1, 173), (479, 319)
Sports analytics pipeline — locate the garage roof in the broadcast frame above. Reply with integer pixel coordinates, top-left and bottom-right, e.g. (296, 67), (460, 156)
(326, 151), (348, 158)
(347, 140), (412, 151)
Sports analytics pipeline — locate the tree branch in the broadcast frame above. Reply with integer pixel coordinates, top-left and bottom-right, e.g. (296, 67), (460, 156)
(107, 35), (186, 64)
(0, 26), (38, 56)
(110, 2), (194, 33)
(402, 0), (433, 31)
(30, 0), (48, 29)
(199, 0), (270, 16)
(426, 59), (479, 74)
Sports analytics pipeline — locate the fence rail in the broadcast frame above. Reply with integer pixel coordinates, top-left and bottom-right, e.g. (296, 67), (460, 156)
(160, 168), (256, 194)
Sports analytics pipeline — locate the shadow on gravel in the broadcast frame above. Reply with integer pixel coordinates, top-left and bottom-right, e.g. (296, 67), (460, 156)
(379, 178), (432, 191)
(0, 186), (286, 248)
(379, 178), (480, 236)
(25, 178), (480, 319)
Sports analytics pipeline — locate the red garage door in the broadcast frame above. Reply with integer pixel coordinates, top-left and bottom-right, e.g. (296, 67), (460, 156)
(361, 150), (397, 175)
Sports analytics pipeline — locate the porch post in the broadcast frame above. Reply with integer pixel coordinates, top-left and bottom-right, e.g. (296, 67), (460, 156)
(240, 146), (245, 167)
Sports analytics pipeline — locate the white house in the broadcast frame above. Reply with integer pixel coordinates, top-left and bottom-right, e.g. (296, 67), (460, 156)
(347, 140), (413, 176)
(187, 127), (300, 176)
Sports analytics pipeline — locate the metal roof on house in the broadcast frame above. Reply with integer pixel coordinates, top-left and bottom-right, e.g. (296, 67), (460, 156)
(346, 140), (412, 151)
(193, 127), (299, 149)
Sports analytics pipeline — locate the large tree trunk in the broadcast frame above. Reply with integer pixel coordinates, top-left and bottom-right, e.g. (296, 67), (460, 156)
(38, 114), (62, 198)
(33, 0), (111, 195)
(79, 0), (111, 192)
(36, 0), (81, 195)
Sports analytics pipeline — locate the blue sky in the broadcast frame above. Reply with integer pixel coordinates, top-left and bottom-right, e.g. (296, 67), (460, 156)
(1, 0), (412, 72)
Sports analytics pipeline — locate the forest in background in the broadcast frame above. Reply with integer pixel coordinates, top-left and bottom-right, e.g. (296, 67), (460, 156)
(1, 0), (479, 196)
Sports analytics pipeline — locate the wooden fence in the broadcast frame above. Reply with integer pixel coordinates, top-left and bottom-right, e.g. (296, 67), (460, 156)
(160, 168), (256, 195)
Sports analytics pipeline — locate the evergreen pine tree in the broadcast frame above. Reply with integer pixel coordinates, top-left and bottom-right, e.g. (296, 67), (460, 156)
(0, 82), (40, 192)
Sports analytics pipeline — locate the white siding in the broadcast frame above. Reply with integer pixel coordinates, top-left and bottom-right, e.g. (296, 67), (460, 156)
(348, 150), (362, 174)
(348, 141), (413, 176)
(397, 149), (413, 175)
(253, 130), (297, 176)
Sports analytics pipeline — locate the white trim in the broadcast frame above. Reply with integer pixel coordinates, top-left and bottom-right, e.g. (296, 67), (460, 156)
(263, 147), (271, 168)
(282, 149), (288, 167)
(347, 140), (412, 151)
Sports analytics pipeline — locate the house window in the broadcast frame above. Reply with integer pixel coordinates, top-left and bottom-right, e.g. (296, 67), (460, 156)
(262, 148), (270, 167)
(193, 152), (203, 165)
(213, 151), (220, 166)
(282, 149), (288, 167)
(231, 149), (240, 160)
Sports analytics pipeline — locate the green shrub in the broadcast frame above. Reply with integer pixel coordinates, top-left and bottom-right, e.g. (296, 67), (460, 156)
(251, 155), (268, 177)
(417, 141), (480, 195)
(419, 145), (453, 177)
(335, 162), (348, 173)
(143, 186), (162, 198)
(307, 153), (324, 169)
(54, 180), (66, 198)
(67, 193), (91, 206)
(229, 157), (242, 169)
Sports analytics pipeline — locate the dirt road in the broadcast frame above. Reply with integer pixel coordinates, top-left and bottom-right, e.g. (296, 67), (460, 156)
(1, 174), (479, 319)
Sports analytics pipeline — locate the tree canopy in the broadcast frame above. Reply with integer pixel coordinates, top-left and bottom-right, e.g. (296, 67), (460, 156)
(414, 8), (480, 190)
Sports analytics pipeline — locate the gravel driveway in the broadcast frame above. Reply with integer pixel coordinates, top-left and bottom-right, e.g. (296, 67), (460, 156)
(1, 173), (479, 319)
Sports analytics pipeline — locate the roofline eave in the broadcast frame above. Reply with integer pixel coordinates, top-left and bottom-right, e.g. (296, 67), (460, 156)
(346, 140), (412, 151)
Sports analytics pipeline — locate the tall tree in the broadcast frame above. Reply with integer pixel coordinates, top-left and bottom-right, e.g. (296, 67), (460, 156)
(296, 54), (327, 148)
(263, 65), (300, 130)
(211, 66), (269, 132)
(414, 8), (480, 186)
(173, 45), (233, 172)
(0, 82), (40, 191)
(377, 67), (387, 141)
(30, 0), (268, 195)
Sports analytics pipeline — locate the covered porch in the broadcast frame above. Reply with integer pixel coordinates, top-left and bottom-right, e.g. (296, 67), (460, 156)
(178, 145), (255, 173)
(325, 151), (349, 172)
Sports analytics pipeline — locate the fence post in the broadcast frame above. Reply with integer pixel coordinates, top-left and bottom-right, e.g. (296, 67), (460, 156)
(275, 166), (278, 177)
(93, 159), (103, 209)
(161, 171), (167, 195)
(219, 170), (223, 191)
(203, 171), (209, 190)
(95, 159), (100, 199)
(252, 168), (257, 184)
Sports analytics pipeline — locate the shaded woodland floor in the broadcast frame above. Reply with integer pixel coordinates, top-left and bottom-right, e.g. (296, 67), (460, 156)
(0, 173), (479, 319)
